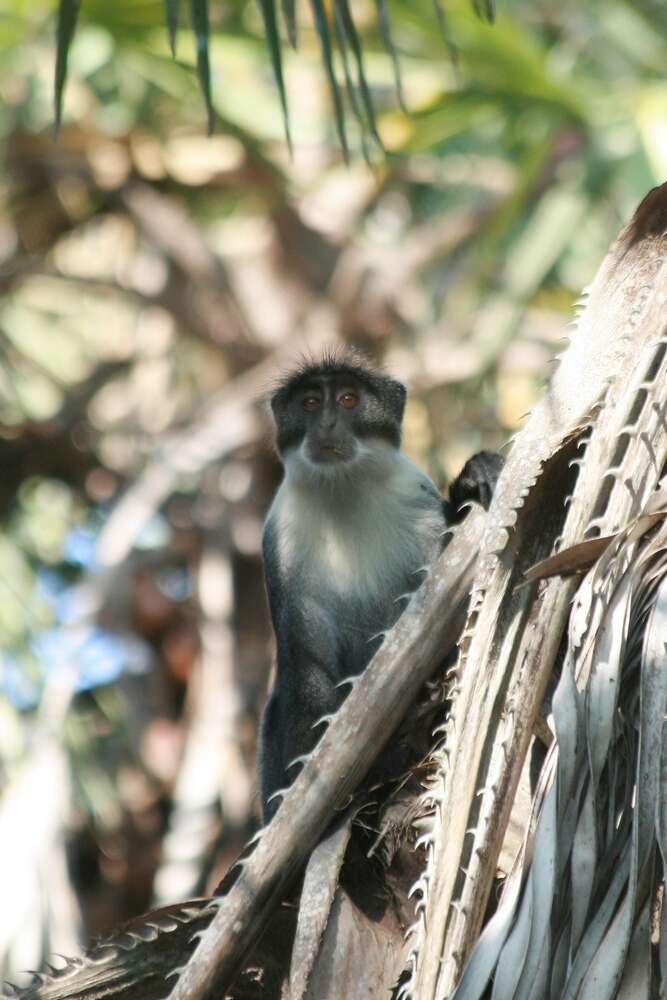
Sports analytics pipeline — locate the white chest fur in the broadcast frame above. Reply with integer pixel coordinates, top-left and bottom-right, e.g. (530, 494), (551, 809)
(267, 452), (445, 603)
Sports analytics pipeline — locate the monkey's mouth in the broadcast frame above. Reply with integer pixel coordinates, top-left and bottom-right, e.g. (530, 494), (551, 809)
(309, 441), (353, 463)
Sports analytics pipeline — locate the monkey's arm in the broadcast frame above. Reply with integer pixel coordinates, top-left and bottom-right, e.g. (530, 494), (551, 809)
(445, 449), (504, 523)
(259, 626), (341, 821)
(260, 520), (342, 820)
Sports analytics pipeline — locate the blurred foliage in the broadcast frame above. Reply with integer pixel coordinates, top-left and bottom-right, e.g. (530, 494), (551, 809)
(0, 0), (666, 983)
(51, 0), (498, 148)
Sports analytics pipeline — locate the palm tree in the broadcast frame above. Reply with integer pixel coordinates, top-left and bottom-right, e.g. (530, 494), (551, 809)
(3, 3), (667, 997)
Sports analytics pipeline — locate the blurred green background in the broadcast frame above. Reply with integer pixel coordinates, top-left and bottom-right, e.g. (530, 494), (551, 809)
(0, 0), (665, 984)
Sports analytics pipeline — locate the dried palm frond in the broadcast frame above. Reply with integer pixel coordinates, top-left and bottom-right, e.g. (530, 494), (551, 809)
(453, 491), (667, 998)
(405, 180), (667, 1000)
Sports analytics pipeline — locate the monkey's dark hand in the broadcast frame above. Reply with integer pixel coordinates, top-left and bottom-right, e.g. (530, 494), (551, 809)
(446, 450), (504, 523)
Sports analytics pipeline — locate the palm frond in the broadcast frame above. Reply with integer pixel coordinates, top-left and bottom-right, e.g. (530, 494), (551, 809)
(189, 0), (214, 133)
(54, 0), (81, 131)
(472, 0), (495, 22)
(332, 8), (372, 161)
(50, 0), (486, 153)
(373, 0), (406, 110)
(453, 496), (667, 998)
(256, 0), (292, 151)
(280, 0), (298, 48)
(308, 0), (349, 158)
(163, 0), (180, 57)
(334, 0), (381, 144)
(403, 181), (667, 998)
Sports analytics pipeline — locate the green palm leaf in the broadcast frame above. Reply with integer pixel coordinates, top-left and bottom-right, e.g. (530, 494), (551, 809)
(51, 0), (497, 150)
(54, 0), (81, 131)
(373, 0), (405, 110)
(256, 0), (292, 151)
(336, 0), (381, 143)
(280, 0), (298, 47)
(332, 6), (372, 161)
(472, 0), (495, 22)
(163, 0), (180, 56)
(309, 0), (349, 158)
(189, 0), (214, 133)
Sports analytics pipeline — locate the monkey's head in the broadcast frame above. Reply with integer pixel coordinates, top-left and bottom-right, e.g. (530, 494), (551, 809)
(270, 353), (406, 477)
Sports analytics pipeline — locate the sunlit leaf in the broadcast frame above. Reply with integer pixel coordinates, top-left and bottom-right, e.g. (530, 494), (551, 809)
(503, 186), (587, 299)
(189, 0), (214, 133)
(54, 0), (82, 131)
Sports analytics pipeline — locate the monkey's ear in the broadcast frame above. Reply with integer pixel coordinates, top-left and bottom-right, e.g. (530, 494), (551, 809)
(269, 392), (282, 418)
(269, 380), (294, 421)
(388, 378), (407, 425)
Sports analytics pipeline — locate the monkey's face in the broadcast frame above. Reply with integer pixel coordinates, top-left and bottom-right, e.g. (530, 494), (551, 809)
(302, 373), (367, 466)
(290, 374), (367, 467)
(271, 366), (406, 476)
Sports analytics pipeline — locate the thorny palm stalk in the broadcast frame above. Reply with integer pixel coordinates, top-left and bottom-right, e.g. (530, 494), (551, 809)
(450, 496), (667, 998)
(405, 183), (667, 998)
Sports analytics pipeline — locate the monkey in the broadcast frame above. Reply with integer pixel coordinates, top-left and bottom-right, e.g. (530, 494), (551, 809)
(258, 352), (503, 821)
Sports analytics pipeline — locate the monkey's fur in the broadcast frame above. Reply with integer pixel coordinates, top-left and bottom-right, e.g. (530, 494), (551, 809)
(259, 353), (502, 820)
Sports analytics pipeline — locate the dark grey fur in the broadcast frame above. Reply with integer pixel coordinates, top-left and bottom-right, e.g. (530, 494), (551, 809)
(258, 354), (502, 820)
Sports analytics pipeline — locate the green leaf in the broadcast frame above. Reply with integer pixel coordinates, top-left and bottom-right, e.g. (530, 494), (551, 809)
(308, 0), (348, 159)
(332, 5), (371, 162)
(280, 0), (297, 48)
(189, 0), (214, 133)
(54, 0), (82, 131)
(373, 0), (405, 112)
(336, 0), (381, 145)
(163, 0), (180, 57)
(431, 0), (459, 67)
(472, 0), (496, 23)
(256, 0), (292, 152)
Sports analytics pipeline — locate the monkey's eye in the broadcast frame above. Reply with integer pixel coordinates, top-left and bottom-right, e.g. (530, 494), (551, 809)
(337, 390), (359, 409)
(302, 394), (321, 411)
